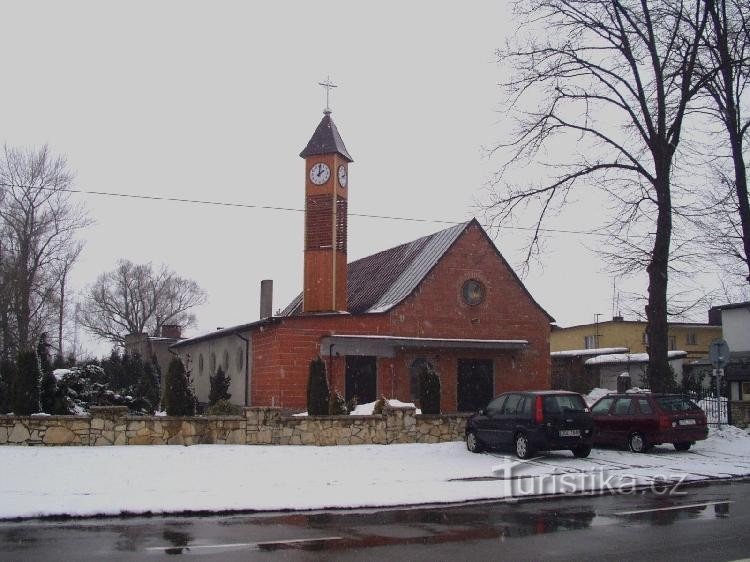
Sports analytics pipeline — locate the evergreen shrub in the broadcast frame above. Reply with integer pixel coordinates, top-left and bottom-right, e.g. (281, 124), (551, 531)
(306, 357), (329, 415)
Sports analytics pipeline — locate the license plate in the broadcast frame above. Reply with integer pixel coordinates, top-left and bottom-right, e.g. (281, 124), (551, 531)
(678, 419), (696, 426)
(559, 429), (581, 437)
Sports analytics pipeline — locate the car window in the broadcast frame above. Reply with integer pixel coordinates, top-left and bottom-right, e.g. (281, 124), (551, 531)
(543, 394), (587, 414)
(502, 394), (524, 415)
(520, 396), (531, 415)
(613, 398), (635, 415)
(638, 399), (653, 415)
(485, 396), (507, 417)
(655, 396), (701, 412)
(591, 397), (615, 414)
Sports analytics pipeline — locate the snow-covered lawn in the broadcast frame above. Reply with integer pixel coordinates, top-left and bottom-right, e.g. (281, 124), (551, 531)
(1, 426), (749, 520)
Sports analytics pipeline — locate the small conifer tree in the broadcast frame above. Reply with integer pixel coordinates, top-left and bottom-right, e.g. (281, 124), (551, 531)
(39, 368), (58, 413)
(0, 359), (14, 413)
(163, 356), (196, 416)
(36, 334), (53, 376)
(134, 356), (161, 414)
(306, 357), (329, 415)
(209, 365), (231, 405)
(418, 362), (441, 414)
(12, 350), (42, 415)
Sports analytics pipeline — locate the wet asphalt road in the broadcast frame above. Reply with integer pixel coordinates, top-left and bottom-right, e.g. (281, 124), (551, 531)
(0, 480), (748, 561)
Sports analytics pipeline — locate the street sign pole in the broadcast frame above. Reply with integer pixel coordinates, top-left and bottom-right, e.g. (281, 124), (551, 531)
(709, 339), (730, 430)
(715, 368), (722, 430)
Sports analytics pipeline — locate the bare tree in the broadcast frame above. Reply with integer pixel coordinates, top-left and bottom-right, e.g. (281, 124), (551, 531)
(693, 0), (750, 284)
(79, 259), (207, 346)
(0, 145), (90, 354)
(486, 0), (709, 391)
(52, 242), (83, 360)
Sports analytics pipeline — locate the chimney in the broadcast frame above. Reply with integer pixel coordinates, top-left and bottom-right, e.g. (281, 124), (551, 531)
(612, 315), (624, 322)
(260, 279), (273, 319)
(161, 324), (182, 339)
(708, 307), (723, 326)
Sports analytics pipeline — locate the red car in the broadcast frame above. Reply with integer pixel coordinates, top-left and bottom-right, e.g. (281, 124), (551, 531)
(590, 393), (708, 452)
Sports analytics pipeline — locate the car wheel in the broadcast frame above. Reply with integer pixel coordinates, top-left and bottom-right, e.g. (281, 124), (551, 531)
(466, 430), (483, 453)
(628, 432), (648, 453)
(572, 444), (592, 458)
(673, 442), (691, 452)
(514, 432), (533, 459)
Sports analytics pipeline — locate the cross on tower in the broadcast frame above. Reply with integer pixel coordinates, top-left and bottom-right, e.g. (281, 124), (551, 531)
(318, 75), (337, 114)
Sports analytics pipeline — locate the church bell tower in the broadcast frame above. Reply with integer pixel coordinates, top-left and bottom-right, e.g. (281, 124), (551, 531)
(299, 85), (353, 313)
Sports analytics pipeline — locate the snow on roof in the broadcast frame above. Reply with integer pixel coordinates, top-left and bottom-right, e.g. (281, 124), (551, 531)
(585, 350), (688, 365)
(551, 347), (629, 358)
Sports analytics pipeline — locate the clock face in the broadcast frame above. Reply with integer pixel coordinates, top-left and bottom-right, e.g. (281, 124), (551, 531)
(337, 165), (348, 188)
(309, 162), (330, 185)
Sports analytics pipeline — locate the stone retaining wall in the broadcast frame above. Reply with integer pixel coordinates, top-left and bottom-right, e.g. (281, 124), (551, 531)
(731, 401), (750, 428)
(0, 405), (470, 447)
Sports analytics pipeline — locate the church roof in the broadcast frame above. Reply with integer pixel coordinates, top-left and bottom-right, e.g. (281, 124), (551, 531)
(299, 112), (353, 162)
(279, 219), (554, 321)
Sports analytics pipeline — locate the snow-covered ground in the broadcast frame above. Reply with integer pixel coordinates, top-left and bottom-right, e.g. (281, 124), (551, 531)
(1, 426), (749, 520)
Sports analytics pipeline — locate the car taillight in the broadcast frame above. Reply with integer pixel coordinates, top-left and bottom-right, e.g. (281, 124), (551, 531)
(658, 414), (672, 430)
(534, 396), (544, 424)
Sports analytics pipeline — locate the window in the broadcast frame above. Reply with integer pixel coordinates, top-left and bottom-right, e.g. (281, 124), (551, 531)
(198, 354), (204, 375)
(544, 394), (587, 413)
(236, 347), (244, 371)
(486, 396), (507, 417)
(591, 397), (615, 414)
(222, 349), (230, 372)
(613, 398), (635, 415)
(502, 394), (524, 415)
(642, 332), (649, 345)
(668, 336), (677, 350)
(637, 399), (653, 414)
(584, 335), (599, 349)
(743, 383), (750, 400)
(654, 396), (700, 412)
(209, 352), (216, 374)
(461, 279), (486, 306)
(686, 332), (697, 346)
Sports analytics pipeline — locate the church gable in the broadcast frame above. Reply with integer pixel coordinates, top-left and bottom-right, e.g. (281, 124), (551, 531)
(387, 220), (553, 337)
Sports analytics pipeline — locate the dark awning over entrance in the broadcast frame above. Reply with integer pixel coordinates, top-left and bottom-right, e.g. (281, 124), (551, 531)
(320, 334), (528, 357)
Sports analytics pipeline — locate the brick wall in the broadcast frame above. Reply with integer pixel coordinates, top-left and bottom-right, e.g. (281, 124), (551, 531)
(254, 222), (551, 410)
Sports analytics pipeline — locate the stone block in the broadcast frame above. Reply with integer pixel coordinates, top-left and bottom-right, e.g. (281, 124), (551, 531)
(91, 418), (105, 430)
(226, 429), (245, 444)
(43, 426), (75, 445)
(9, 424), (30, 443)
(167, 434), (185, 446)
(181, 421), (197, 437)
(0, 426), (8, 444)
(130, 435), (152, 445)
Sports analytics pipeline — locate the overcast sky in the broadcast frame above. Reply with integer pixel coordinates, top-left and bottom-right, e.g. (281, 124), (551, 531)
(2, 1), (706, 357)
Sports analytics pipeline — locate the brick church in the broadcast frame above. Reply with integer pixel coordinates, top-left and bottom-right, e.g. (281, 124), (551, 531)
(170, 108), (554, 412)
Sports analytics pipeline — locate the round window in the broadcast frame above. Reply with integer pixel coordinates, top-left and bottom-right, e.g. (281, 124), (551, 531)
(462, 279), (486, 306)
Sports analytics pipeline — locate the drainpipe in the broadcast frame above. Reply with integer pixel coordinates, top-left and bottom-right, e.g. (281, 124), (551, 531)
(236, 332), (250, 407)
(328, 343), (335, 390)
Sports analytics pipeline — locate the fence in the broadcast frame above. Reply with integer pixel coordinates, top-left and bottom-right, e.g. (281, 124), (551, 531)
(0, 405), (471, 447)
(687, 389), (730, 427)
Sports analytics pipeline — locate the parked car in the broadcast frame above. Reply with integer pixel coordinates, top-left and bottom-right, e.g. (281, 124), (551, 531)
(465, 391), (594, 459)
(589, 393), (708, 452)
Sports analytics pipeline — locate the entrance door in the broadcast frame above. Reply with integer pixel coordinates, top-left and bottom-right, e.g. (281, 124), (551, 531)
(345, 356), (377, 404)
(457, 359), (494, 412)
